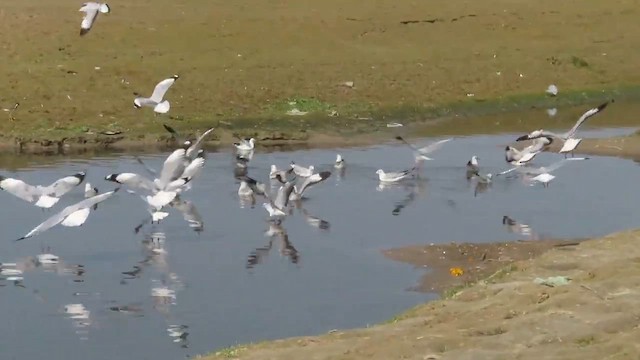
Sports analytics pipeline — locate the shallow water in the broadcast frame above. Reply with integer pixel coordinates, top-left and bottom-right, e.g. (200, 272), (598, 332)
(1, 127), (639, 359)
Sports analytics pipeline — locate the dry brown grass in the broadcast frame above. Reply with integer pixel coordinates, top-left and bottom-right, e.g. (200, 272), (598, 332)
(1, 0), (640, 145)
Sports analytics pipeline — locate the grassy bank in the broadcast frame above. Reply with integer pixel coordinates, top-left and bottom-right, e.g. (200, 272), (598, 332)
(2, 0), (640, 150)
(200, 228), (640, 359)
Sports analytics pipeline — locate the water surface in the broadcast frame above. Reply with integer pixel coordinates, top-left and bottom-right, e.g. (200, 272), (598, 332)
(1, 127), (639, 359)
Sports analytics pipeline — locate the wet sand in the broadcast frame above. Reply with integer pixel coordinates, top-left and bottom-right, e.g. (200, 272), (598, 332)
(201, 228), (640, 359)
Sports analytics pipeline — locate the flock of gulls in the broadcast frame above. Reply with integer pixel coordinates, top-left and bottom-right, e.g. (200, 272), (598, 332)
(0, 99), (611, 246)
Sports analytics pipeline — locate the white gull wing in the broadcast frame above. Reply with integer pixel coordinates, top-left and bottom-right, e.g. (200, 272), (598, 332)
(294, 171), (331, 196)
(61, 208), (91, 227)
(290, 163), (313, 177)
(146, 191), (177, 210)
(180, 156), (205, 180)
(79, 3), (100, 36)
(41, 173), (85, 197)
(560, 138), (582, 153)
(156, 149), (187, 189)
(415, 138), (453, 155)
(0, 177), (42, 203)
(16, 189), (119, 241)
(150, 77), (177, 103)
(186, 127), (215, 160)
(565, 101), (609, 138)
(273, 181), (295, 210)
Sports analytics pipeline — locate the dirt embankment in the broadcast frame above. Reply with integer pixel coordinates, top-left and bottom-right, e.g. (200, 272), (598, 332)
(2, 0), (640, 148)
(201, 229), (640, 360)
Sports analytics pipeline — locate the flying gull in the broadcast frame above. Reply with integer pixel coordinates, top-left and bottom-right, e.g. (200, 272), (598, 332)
(133, 75), (179, 114)
(16, 188), (119, 241)
(516, 101), (610, 157)
(79, 2), (110, 36)
(505, 136), (553, 165)
(0, 172), (86, 208)
(233, 138), (255, 151)
(290, 162), (314, 177)
(289, 171), (331, 201)
(395, 136), (452, 161)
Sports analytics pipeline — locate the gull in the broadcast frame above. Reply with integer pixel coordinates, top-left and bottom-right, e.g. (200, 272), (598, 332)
(290, 171), (331, 201)
(269, 165), (293, 183)
(500, 158), (589, 187)
(376, 167), (415, 183)
(466, 156), (479, 179)
(79, 2), (110, 36)
(238, 176), (267, 197)
(162, 124), (215, 160)
(395, 135), (452, 161)
(546, 84), (558, 96)
(290, 162), (314, 177)
(505, 136), (552, 165)
(133, 75), (179, 114)
(516, 101), (610, 157)
(334, 154), (345, 169)
(262, 181), (295, 218)
(234, 137), (255, 151)
(0, 172), (86, 208)
(16, 188), (119, 241)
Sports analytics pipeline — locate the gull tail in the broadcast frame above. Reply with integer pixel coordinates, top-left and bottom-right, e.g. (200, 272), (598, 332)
(35, 195), (60, 208)
(154, 100), (170, 114)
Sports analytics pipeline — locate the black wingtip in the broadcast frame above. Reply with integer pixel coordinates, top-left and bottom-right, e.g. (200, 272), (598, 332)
(80, 28), (90, 36)
(394, 135), (404, 141)
(515, 135), (529, 141)
(597, 101), (610, 111)
(319, 171), (332, 180)
(15, 236), (26, 242)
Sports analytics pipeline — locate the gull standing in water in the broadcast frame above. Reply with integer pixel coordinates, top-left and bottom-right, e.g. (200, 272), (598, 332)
(0, 172), (86, 208)
(376, 167), (415, 183)
(334, 154), (345, 169)
(79, 2), (110, 36)
(395, 136), (452, 162)
(15, 188), (120, 241)
(466, 156), (479, 179)
(133, 75), (179, 114)
(516, 101), (610, 157)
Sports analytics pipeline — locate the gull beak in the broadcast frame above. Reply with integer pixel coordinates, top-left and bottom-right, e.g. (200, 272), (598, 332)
(515, 135), (530, 141)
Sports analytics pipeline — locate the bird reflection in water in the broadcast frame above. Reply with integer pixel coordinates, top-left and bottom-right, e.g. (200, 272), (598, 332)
(293, 201), (331, 232)
(63, 303), (91, 340)
(247, 220), (299, 270)
(502, 215), (540, 240)
(377, 177), (428, 216)
(167, 324), (190, 348)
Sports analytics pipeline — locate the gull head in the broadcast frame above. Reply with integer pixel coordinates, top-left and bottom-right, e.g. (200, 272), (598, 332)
(99, 3), (110, 13)
(183, 140), (192, 148)
(195, 149), (205, 159)
(171, 75), (180, 80)
(104, 174), (119, 183)
(471, 155), (479, 165)
(375, 169), (384, 175)
(336, 154), (343, 162)
(73, 171), (87, 183)
(308, 165), (315, 172)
